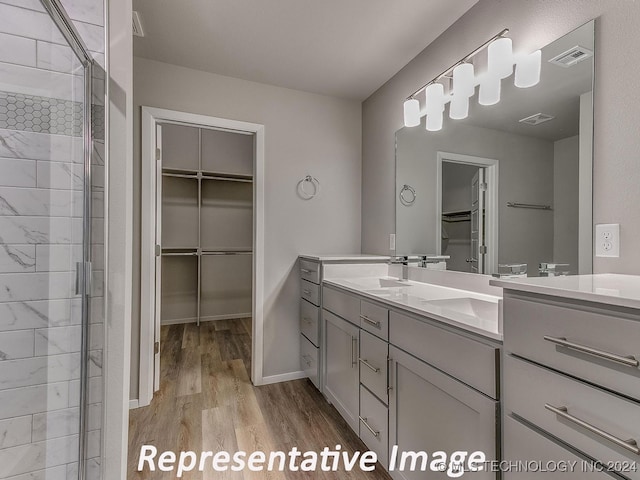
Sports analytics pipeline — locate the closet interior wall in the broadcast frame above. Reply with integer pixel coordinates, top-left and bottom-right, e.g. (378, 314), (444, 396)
(160, 124), (254, 325)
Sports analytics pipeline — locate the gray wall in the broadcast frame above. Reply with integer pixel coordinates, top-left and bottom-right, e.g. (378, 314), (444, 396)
(131, 57), (362, 398)
(395, 122), (554, 273)
(362, 0), (640, 274)
(554, 135), (580, 272)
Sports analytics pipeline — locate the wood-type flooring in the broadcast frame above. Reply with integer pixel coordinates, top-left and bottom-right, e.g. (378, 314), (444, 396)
(128, 319), (392, 480)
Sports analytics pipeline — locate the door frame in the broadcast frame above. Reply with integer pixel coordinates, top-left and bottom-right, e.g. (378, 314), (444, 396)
(140, 106), (265, 407)
(436, 151), (499, 275)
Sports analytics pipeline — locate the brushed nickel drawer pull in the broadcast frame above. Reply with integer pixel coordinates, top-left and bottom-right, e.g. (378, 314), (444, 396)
(545, 404), (640, 455)
(359, 358), (380, 373)
(360, 315), (381, 327)
(303, 289), (312, 295)
(544, 336), (639, 368)
(303, 317), (312, 324)
(351, 336), (358, 368)
(359, 416), (380, 437)
(301, 268), (315, 274)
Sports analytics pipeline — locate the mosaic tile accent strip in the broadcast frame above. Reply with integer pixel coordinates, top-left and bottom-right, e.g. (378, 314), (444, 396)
(0, 91), (83, 137)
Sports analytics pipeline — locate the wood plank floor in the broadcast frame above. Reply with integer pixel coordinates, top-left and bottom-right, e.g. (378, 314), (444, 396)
(128, 319), (392, 480)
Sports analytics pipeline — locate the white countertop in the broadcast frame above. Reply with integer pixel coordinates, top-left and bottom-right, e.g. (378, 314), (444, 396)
(490, 273), (640, 310)
(300, 254), (389, 262)
(324, 276), (503, 341)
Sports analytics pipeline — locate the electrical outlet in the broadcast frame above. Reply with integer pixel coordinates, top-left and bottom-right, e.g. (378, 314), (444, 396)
(595, 224), (620, 257)
(389, 234), (396, 251)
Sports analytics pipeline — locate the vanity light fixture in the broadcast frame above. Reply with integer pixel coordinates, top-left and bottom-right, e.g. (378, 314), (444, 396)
(515, 50), (542, 88)
(403, 28), (543, 129)
(425, 83), (445, 131)
(449, 63), (474, 119)
(403, 98), (421, 127)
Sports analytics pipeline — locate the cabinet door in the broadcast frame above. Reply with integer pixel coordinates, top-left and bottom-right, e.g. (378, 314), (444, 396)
(389, 346), (498, 480)
(324, 310), (360, 431)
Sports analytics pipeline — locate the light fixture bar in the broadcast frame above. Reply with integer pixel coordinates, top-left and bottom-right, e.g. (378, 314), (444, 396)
(406, 28), (509, 100)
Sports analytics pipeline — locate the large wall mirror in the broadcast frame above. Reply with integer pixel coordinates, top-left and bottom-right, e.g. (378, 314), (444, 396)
(395, 21), (594, 277)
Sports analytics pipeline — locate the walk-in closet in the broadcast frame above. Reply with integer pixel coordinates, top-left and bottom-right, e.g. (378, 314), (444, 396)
(159, 124), (254, 326)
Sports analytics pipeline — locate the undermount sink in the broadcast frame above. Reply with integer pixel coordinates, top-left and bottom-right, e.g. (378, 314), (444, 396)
(426, 297), (498, 319)
(378, 279), (411, 288)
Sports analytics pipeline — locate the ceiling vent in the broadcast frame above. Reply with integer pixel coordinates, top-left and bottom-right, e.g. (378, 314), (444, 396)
(132, 11), (145, 37)
(519, 113), (556, 126)
(548, 45), (593, 67)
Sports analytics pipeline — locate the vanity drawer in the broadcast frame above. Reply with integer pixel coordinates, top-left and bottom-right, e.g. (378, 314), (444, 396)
(504, 294), (640, 401)
(359, 385), (389, 468)
(300, 299), (319, 346)
(505, 354), (640, 479)
(301, 334), (319, 389)
(301, 279), (320, 306)
(503, 414), (622, 480)
(359, 330), (388, 403)
(323, 286), (360, 325)
(360, 300), (389, 340)
(390, 311), (499, 399)
(299, 259), (320, 284)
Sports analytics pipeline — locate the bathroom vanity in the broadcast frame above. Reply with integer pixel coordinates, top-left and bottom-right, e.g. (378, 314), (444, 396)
(299, 256), (503, 478)
(493, 274), (640, 480)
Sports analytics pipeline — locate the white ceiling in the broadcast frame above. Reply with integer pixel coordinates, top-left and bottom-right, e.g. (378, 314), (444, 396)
(132, 0), (479, 100)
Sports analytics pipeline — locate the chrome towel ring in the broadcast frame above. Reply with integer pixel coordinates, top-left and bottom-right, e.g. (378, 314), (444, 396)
(399, 184), (416, 206)
(298, 175), (320, 200)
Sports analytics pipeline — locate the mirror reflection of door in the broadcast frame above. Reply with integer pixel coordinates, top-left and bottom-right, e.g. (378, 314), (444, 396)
(470, 168), (485, 273)
(441, 161), (486, 273)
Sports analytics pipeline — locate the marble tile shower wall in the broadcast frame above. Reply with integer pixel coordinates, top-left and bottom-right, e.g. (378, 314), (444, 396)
(0, 1), (105, 480)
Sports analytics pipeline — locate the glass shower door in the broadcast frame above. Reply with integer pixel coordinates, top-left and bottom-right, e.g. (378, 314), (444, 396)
(0, 1), (95, 479)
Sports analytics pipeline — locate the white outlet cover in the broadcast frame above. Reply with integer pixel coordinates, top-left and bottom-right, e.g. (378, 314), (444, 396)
(595, 224), (620, 257)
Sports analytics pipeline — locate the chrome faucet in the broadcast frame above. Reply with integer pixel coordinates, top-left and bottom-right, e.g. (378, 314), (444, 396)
(389, 256), (409, 280)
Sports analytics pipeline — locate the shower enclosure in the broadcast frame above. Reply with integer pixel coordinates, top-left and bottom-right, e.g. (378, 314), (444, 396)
(0, 0), (104, 479)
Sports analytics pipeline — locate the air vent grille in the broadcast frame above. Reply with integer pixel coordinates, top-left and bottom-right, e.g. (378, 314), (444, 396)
(519, 113), (556, 126)
(548, 45), (593, 67)
(133, 11), (145, 37)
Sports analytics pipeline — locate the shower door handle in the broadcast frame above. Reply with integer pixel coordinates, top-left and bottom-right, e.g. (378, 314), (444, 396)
(75, 262), (92, 296)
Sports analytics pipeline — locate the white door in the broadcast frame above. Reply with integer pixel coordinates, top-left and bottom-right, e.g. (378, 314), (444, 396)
(470, 169), (486, 274)
(153, 124), (163, 391)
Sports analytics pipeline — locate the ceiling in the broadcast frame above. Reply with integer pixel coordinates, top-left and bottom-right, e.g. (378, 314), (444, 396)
(132, 0), (479, 100)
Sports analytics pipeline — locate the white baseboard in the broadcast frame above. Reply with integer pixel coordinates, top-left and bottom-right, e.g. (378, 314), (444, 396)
(129, 399), (139, 410)
(260, 370), (306, 385)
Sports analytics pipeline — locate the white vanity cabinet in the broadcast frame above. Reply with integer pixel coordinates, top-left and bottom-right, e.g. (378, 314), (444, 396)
(389, 345), (498, 480)
(500, 285), (640, 480)
(321, 282), (501, 478)
(298, 255), (388, 392)
(324, 309), (360, 431)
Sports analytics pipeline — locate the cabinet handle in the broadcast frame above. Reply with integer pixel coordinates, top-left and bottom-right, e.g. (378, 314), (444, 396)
(359, 358), (380, 373)
(543, 336), (639, 368)
(303, 289), (312, 295)
(351, 336), (358, 368)
(359, 416), (380, 437)
(301, 354), (313, 367)
(387, 357), (393, 391)
(545, 404), (640, 455)
(360, 315), (381, 328)
(303, 317), (312, 324)
(301, 269), (315, 274)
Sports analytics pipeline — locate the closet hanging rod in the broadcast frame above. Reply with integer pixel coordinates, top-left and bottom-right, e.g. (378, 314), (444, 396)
(507, 202), (552, 210)
(201, 250), (253, 255)
(201, 175), (253, 183)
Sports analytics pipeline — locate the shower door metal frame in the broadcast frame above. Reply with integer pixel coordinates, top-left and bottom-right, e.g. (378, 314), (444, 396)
(38, 1), (95, 479)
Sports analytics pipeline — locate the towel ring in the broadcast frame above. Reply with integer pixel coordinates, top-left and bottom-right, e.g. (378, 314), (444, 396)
(399, 184), (416, 206)
(298, 175), (320, 200)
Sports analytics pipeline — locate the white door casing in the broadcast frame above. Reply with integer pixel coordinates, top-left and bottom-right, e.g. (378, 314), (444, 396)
(140, 107), (266, 407)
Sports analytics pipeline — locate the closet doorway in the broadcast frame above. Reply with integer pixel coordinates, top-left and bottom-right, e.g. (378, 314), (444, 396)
(435, 152), (499, 275)
(140, 108), (265, 407)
